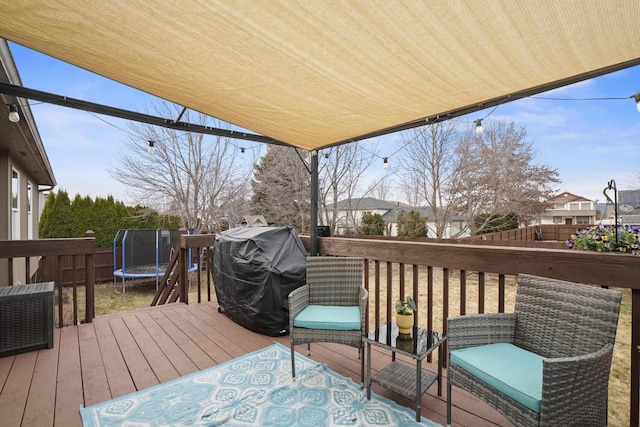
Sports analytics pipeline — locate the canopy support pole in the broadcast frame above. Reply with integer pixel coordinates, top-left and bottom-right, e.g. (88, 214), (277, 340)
(310, 150), (318, 256)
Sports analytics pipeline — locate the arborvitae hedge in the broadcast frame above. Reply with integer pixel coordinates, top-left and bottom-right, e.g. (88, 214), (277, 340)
(39, 190), (181, 248)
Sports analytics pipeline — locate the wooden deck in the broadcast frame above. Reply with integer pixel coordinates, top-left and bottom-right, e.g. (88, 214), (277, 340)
(0, 301), (510, 427)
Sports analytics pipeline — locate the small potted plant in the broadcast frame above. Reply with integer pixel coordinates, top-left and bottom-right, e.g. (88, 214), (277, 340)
(395, 296), (417, 334)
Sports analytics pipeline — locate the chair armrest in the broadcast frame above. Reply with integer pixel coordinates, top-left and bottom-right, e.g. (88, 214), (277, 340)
(359, 287), (369, 332)
(539, 343), (613, 426)
(289, 285), (310, 317)
(447, 313), (516, 352)
(289, 284), (310, 331)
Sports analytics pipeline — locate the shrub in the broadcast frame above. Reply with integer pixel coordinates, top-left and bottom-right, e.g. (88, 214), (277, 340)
(360, 213), (386, 236)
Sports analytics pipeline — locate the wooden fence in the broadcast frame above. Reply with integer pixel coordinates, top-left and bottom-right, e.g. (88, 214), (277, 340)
(458, 223), (590, 245)
(34, 247), (119, 285)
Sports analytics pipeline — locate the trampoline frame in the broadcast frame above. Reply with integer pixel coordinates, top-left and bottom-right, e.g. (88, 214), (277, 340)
(113, 229), (198, 294)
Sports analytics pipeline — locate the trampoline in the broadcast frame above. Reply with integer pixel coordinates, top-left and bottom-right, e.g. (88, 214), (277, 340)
(113, 229), (198, 293)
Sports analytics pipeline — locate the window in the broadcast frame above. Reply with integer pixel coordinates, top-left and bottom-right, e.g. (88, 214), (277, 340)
(553, 216), (563, 224)
(580, 202), (591, 210)
(576, 216), (590, 225)
(569, 203), (579, 211)
(27, 181), (33, 239)
(11, 169), (19, 240)
(553, 203), (565, 209)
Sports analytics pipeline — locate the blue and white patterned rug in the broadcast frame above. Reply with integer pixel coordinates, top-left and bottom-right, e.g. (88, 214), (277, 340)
(80, 342), (441, 426)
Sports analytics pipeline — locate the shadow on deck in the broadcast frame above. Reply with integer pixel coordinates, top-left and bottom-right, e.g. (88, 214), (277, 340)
(0, 302), (510, 426)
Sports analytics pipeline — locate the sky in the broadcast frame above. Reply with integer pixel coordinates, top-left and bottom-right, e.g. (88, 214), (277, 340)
(8, 42), (640, 206)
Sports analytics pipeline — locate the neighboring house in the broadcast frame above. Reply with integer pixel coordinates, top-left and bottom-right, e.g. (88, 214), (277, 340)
(538, 192), (597, 225)
(327, 197), (404, 235)
(381, 206), (467, 238)
(0, 40), (56, 283)
(326, 197), (468, 238)
(241, 215), (268, 227)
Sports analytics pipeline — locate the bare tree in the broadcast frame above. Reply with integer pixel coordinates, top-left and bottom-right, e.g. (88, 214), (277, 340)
(372, 175), (393, 201)
(318, 141), (379, 234)
(110, 102), (253, 231)
(453, 120), (560, 234)
(398, 120), (559, 236)
(398, 122), (464, 237)
(626, 172), (640, 197)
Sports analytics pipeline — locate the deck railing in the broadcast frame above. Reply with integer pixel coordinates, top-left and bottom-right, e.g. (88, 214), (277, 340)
(300, 235), (640, 426)
(0, 231), (96, 328)
(151, 232), (216, 305)
(2, 231), (637, 423)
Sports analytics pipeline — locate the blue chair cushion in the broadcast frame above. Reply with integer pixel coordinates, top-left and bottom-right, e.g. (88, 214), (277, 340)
(450, 342), (544, 413)
(293, 305), (361, 330)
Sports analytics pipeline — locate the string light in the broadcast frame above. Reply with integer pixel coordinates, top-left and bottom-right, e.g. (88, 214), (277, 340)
(240, 147), (245, 153)
(383, 157), (388, 169)
(148, 140), (155, 155)
(634, 93), (640, 113)
(7, 103), (19, 123)
(474, 119), (483, 135)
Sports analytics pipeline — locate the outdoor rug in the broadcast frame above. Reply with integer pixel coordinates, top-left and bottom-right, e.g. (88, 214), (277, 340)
(80, 342), (441, 426)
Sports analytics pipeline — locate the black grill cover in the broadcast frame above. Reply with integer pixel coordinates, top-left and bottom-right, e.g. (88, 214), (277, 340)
(212, 226), (307, 336)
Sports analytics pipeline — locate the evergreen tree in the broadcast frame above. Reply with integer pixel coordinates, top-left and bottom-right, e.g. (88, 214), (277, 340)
(40, 190), (74, 238)
(91, 196), (123, 247)
(361, 213), (386, 236)
(397, 209), (428, 237)
(38, 190), (184, 248)
(71, 195), (94, 237)
(38, 191), (56, 238)
(250, 145), (310, 232)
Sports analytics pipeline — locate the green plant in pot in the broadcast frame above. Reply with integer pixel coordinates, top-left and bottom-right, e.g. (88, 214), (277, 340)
(395, 296), (417, 334)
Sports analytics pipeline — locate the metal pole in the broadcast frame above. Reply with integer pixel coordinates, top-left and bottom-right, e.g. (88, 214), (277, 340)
(310, 150), (319, 256)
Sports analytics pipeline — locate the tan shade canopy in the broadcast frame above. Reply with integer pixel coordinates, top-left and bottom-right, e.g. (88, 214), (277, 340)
(1, 1), (639, 150)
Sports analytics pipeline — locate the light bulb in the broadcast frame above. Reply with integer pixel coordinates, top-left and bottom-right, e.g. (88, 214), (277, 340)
(474, 119), (483, 135)
(634, 93), (640, 113)
(383, 157), (388, 170)
(148, 140), (155, 155)
(8, 104), (19, 123)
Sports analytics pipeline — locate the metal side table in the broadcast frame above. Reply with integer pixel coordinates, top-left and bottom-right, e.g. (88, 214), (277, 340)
(363, 322), (446, 422)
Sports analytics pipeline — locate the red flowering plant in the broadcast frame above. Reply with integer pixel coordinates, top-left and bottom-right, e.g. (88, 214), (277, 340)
(567, 225), (640, 254)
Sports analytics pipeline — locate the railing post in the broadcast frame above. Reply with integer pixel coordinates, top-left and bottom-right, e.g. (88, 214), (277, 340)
(85, 230), (95, 322)
(632, 288), (640, 426)
(179, 229), (188, 304)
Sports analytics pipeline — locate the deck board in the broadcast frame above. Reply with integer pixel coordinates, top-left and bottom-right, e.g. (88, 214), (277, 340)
(78, 323), (111, 406)
(0, 354), (14, 393)
(122, 314), (180, 384)
(135, 311), (199, 377)
(166, 305), (235, 364)
(55, 326), (83, 427)
(0, 301), (510, 426)
(107, 316), (158, 391)
(92, 317), (136, 399)
(22, 329), (60, 426)
(0, 351), (37, 427)
(148, 310), (215, 370)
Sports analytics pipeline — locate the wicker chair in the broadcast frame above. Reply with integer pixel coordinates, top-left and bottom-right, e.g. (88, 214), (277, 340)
(446, 274), (622, 427)
(289, 256), (368, 384)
